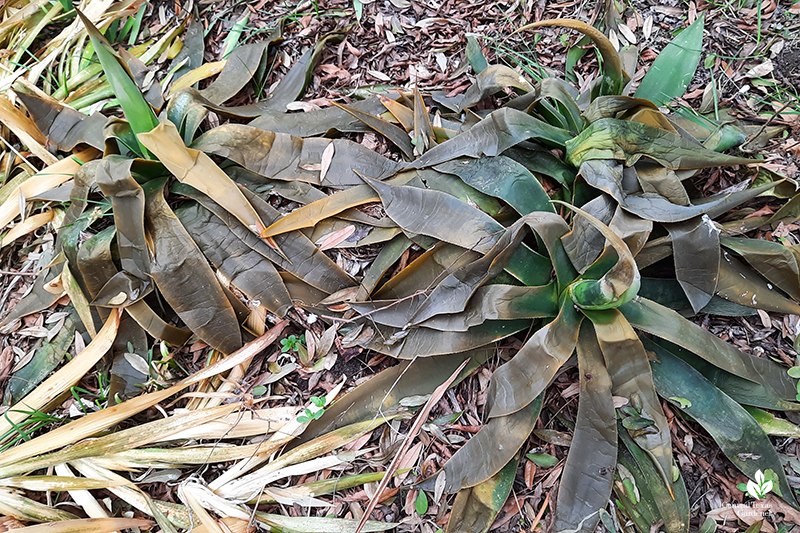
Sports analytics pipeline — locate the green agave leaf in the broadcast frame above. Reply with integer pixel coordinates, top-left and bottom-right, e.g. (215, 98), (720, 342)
(432, 64), (534, 113)
(620, 297), (797, 400)
(743, 406), (800, 437)
(567, 119), (752, 170)
(530, 78), (583, 134)
(503, 144), (577, 189)
(416, 169), (503, 216)
(446, 454), (519, 533)
(554, 324), (616, 533)
(434, 156), (554, 215)
(638, 278), (758, 317)
(487, 298), (582, 417)
(425, 393), (543, 493)
(635, 14), (705, 107)
(579, 160), (778, 223)
(617, 423), (690, 533)
(667, 216), (721, 313)
(721, 236), (800, 301)
(646, 338), (799, 509)
(716, 251), (800, 315)
(587, 310), (673, 495)
(75, 9), (158, 156)
(144, 181), (242, 355)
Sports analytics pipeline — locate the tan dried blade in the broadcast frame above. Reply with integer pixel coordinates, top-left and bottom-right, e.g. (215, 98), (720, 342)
(0, 518), (151, 533)
(0, 96), (57, 166)
(1, 209), (53, 249)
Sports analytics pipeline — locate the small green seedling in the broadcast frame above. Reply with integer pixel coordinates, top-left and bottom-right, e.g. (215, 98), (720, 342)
(280, 334), (305, 353)
(297, 395), (326, 423)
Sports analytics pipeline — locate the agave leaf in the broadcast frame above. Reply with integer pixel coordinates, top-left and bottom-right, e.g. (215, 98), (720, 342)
(721, 237), (800, 301)
(633, 163), (689, 205)
(249, 95), (390, 135)
(144, 181), (242, 355)
(620, 297), (797, 400)
(139, 121), (267, 236)
(0, 476), (129, 491)
(172, 203), (292, 317)
(554, 324), (616, 533)
(75, 9), (158, 154)
(646, 338), (799, 508)
(256, 513), (395, 533)
(637, 278), (758, 317)
(583, 95), (662, 125)
(488, 298), (582, 417)
(410, 108), (572, 169)
(0, 310), (120, 444)
(426, 393), (543, 493)
(356, 234), (413, 300)
(331, 101), (415, 159)
(415, 168), (503, 216)
(579, 160), (778, 223)
(61, 262), (97, 337)
(587, 309), (673, 494)
(667, 216), (721, 313)
(743, 406), (800, 437)
(173, 184), (353, 294)
(379, 94), (415, 131)
(617, 423), (690, 533)
(446, 454), (519, 533)
(0, 94), (57, 166)
(561, 195), (615, 272)
(93, 156), (153, 307)
(432, 64), (534, 112)
(502, 145), (577, 189)
(567, 119), (752, 170)
(530, 78), (583, 134)
(434, 156), (553, 215)
(17, 92), (106, 151)
(635, 14), (705, 107)
(0, 258), (62, 327)
(10, 517), (153, 533)
(7, 307), (77, 404)
(197, 29), (280, 105)
(363, 177), (552, 286)
(108, 312), (150, 401)
(190, 124), (403, 187)
(716, 251), (800, 315)
(227, 165), (327, 205)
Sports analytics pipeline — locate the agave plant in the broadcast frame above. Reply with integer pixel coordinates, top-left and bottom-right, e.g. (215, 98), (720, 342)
(2, 5), (800, 533)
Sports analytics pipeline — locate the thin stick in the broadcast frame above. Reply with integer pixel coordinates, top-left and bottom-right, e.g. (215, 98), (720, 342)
(354, 359), (469, 533)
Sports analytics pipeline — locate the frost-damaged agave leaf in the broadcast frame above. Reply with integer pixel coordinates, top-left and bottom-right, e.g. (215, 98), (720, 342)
(721, 237), (800, 301)
(363, 177), (552, 286)
(0, 476), (129, 491)
(512, 19), (628, 96)
(144, 181), (242, 355)
(8, 519), (152, 533)
(433, 64), (534, 112)
(93, 156), (153, 307)
(249, 96), (390, 135)
(191, 124), (403, 187)
(17, 92), (106, 151)
(567, 118), (752, 170)
(716, 251), (800, 315)
(434, 156), (553, 215)
(173, 184), (353, 293)
(139, 121), (267, 234)
(0, 488), (79, 521)
(583, 96), (662, 125)
(647, 338), (799, 509)
(425, 394), (544, 493)
(503, 145), (577, 189)
(488, 298), (582, 418)
(173, 203), (292, 316)
(553, 324), (616, 533)
(446, 454), (519, 533)
(579, 160), (778, 223)
(617, 424), (690, 533)
(410, 108), (572, 169)
(332, 101), (414, 159)
(667, 216), (721, 313)
(356, 234), (413, 300)
(417, 168), (503, 216)
(620, 298), (797, 399)
(561, 195), (615, 273)
(0, 310), (120, 444)
(256, 513), (395, 533)
(587, 309), (673, 495)
(635, 14), (705, 107)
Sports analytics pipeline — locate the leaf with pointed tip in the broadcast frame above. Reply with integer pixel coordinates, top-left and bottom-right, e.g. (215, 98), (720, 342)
(620, 297), (797, 400)
(331, 101), (414, 159)
(502, 145), (576, 189)
(721, 237), (800, 301)
(716, 251), (800, 315)
(554, 323), (616, 533)
(17, 92), (106, 151)
(667, 217), (721, 313)
(249, 96), (390, 135)
(446, 454), (519, 533)
(646, 337), (799, 509)
(432, 65), (534, 113)
(567, 119), (752, 170)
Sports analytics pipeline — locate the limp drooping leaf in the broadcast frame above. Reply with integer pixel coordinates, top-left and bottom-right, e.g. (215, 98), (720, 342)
(635, 14), (705, 107)
(446, 454), (519, 533)
(716, 251), (800, 315)
(567, 119), (752, 170)
(190, 124), (403, 187)
(720, 237), (800, 301)
(434, 156), (553, 215)
(646, 338), (799, 509)
(487, 298), (582, 418)
(249, 96), (390, 136)
(579, 160), (778, 223)
(144, 181), (242, 355)
(17, 92), (106, 151)
(432, 64), (534, 113)
(554, 324), (616, 533)
(331, 101), (415, 159)
(667, 216), (721, 313)
(139, 121), (267, 237)
(620, 298), (797, 400)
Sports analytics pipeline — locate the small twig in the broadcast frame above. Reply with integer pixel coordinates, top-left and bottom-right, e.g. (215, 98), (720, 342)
(0, 270), (38, 276)
(353, 359), (469, 533)
(740, 100), (795, 153)
(0, 134), (38, 174)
